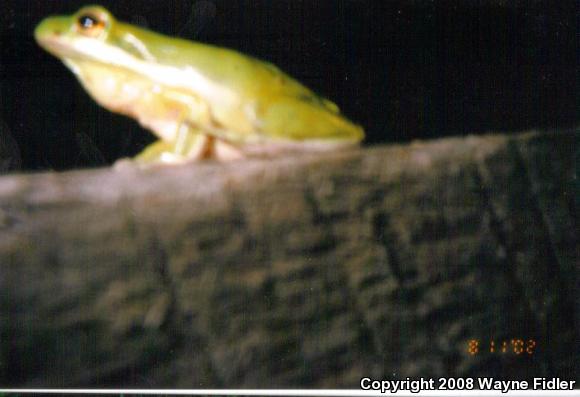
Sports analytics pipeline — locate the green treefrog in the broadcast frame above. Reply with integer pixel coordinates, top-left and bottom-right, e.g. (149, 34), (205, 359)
(35, 5), (364, 164)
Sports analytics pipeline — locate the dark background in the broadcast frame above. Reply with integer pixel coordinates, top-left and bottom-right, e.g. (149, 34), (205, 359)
(0, 0), (577, 171)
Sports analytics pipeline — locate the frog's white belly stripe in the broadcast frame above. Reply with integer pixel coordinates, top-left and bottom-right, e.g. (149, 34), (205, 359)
(69, 37), (238, 109)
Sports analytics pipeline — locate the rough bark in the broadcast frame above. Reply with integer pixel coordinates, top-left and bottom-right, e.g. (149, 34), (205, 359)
(0, 129), (577, 387)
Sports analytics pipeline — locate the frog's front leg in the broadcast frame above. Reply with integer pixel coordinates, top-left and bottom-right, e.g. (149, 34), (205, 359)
(174, 125), (245, 162)
(117, 130), (243, 168)
(160, 119), (246, 163)
(128, 97), (214, 166)
(113, 129), (206, 170)
(134, 129), (211, 166)
(131, 91), (225, 164)
(173, 124), (212, 160)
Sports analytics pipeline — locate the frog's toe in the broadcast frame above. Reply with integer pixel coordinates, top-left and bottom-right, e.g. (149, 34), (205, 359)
(159, 152), (188, 164)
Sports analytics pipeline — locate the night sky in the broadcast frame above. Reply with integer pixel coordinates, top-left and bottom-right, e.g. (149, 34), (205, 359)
(0, 0), (577, 171)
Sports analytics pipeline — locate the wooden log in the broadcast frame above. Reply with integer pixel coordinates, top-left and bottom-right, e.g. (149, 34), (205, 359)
(0, 129), (577, 387)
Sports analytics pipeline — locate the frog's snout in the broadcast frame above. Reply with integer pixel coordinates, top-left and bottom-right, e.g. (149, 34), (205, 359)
(34, 17), (69, 46)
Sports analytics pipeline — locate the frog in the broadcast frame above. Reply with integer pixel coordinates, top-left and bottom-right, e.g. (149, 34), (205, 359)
(35, 5), (364, 165)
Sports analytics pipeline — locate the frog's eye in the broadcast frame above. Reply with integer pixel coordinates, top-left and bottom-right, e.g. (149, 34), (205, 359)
(76, 14), (106, 37)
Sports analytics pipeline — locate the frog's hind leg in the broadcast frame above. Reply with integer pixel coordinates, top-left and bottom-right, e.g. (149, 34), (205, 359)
(258, 96), (364, 143)
(134, 123), (214, 165)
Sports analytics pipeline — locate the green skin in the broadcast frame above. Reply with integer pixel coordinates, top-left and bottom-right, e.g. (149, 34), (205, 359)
(35, 5), (365, 164)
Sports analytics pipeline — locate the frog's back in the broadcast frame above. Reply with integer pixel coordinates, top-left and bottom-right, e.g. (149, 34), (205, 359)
(173, 39), (362, 142)
(127, 25), (362, 144)
(138, 27), (331, 108)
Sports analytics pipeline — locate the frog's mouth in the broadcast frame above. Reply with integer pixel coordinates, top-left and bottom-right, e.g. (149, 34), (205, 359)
(36, 31), (102, 64)
(36, 34), (76, 59)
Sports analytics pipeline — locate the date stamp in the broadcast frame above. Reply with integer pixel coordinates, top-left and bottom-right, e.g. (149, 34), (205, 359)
(467, 338), (537, 355)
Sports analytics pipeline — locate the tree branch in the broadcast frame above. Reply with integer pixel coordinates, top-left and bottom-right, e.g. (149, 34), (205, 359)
(0, 129), (577, 387)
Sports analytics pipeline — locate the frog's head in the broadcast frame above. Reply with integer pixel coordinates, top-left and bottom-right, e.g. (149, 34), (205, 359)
(35, 5), (166, 113)
(35, 6), (116, 61)
(35, 5), (160, 74)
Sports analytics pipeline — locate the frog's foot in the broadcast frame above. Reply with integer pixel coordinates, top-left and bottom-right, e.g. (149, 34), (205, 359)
(125, 134), (246, 166)
(131, 139), (207, 166)
(113, 154), (178, 170)
(127, 134), (212, 166)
